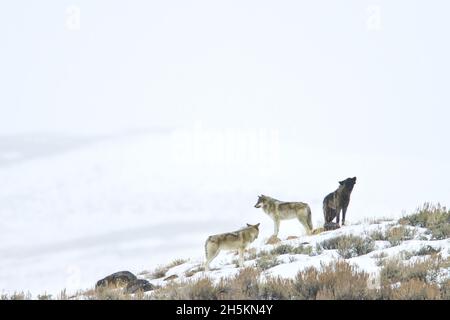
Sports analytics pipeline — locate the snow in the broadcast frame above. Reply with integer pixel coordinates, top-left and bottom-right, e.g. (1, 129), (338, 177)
(0, 131), (449, 296)
(142, 221), (450, 293)
(265, 251), (339, 279)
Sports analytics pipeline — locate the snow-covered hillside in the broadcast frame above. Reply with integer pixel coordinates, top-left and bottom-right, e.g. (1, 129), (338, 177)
(0, 130), (448, 296)
(136, 220), (449, 296)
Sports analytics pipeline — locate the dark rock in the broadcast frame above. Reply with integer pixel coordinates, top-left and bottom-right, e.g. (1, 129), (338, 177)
(324, 222), (341, 231)
(125, 279), (155, 294)
(95, 271), (137, 289)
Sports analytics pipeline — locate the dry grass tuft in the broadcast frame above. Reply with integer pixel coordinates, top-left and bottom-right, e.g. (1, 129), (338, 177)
(399, 203), (450, 240)
(319, 235), (375, 258)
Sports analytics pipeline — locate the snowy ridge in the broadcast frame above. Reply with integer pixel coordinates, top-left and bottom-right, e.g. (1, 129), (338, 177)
(1, 131), (448, 297)
(137, 220), (450, 294)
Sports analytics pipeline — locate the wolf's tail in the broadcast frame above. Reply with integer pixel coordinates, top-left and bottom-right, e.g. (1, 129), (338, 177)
(306, 205), (313, 233)
(204, 237), (210, 258)
(323, 199), (330, 223)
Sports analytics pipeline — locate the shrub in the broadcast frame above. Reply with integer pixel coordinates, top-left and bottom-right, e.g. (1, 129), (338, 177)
(385, 226), (415, 246)
(91, 286), (136, 300)
(315, 243), (323, 255)
(293, 260), (371, 300)
(270, 244), (294, 255)
(293, 266), (321, 299)
(56, 289), (69, 300)
(380, 254), (445, 285)
(391, 279), (441, 300)
(149, 258), (188, 279)
(151, 281), (185, 300)
(440, 279), (450, 300)
(293, 245), (314, 255)
(399, 203), (450, 240)
(368, 224), (421, 246)
(37, 293), (53, 300)
(259, 277), (295, 300)
(380, 258), (404, 285)
(269, 243), (313, 256)
(416, 245), (441, 256)
(317, 261), (371, 299)
(152, 277), (219, 300)
(372, 252), (388, 267)
(185, 266), (204, 278)
(185, 278), (219, 300)
(320, 237), (341, 250)
(150, 265), (169, 279)
(320, 235), (375, 258)
(224, 267), (261, 299)
(167, 258), (188, 268)
(0, 291), (32, 300)
(367, 228), (387, 241)
(256, 254), (280, 270)
(429, 224), (450, 240)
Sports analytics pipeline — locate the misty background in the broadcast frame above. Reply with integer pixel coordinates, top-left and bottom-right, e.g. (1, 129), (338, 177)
(0, 0), (448, 295)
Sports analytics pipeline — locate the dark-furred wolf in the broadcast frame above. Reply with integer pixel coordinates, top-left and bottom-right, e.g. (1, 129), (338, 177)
(254, 195), (313, 236)
(323, 177), (357, 226)
(204, 223), (260, 271)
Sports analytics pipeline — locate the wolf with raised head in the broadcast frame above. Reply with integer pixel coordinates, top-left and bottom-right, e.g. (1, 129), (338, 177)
(254, 195), (313, 237)
(323, 177), (357, 227)
(204, 223), (260, 271)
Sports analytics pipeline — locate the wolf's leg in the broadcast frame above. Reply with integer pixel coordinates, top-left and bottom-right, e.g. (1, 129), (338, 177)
(306, 215), (313, 235)
(273, 204), (280, 237)
(342, 206), (348, 225)
(324, 207), (334, 224)
(205, 256), (212, 271)
(238, 248), (244, 267)
(335, 207), (341, 225)
(205, 244), (219, 271)
(323, 207), (329, 223)
(297, 216), (309, 235)
(306, 206), (313, 234)
(273, 219), (280, 237)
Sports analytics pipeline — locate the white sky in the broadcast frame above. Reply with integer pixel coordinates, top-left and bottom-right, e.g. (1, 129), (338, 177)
(0, 0), (448, 178)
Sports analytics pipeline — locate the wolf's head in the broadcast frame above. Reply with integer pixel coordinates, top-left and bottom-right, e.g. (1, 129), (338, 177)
(246, 223), (260, 229)
(246, 223), (260, 239)
(339, 177), (357, 192)
(254, 195), (267, 208)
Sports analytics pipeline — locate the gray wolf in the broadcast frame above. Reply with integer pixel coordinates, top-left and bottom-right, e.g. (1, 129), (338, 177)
(204, 223), (260, 271)
(254, 195), (313, 236)
(323, 177), (357, 226)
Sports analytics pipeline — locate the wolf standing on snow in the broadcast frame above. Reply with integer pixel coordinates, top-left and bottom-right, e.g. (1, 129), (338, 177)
(254, 195), (313, 237)
(323, 177), (357, 226)
(204, 223), (260, 271)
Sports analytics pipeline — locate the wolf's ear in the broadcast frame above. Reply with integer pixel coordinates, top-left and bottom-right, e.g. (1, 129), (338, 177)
(339, 180), (344, 185)
(247, 223), (251, 227)
(255, 223), (260, 228)
(353, 177), (357, 181)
